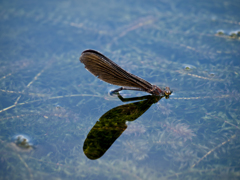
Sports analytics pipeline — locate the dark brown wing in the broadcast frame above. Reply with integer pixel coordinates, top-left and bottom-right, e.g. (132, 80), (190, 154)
(80, 49), (153, 91)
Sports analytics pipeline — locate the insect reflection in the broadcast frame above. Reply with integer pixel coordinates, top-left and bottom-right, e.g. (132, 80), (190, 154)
(83, 94), (163, 160)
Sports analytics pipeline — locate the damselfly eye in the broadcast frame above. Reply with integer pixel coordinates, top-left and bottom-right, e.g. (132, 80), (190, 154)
(164, 87), (172, 96)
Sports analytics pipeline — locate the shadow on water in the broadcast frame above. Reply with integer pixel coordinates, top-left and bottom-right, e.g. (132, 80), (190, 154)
(84, 94), (163, 160)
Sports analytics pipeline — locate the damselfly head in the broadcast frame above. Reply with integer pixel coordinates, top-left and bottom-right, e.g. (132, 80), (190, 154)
(164, 87), (172, 96)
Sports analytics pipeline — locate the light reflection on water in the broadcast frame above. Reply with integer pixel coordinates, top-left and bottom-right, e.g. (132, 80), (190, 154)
(0, 0), (240, 179)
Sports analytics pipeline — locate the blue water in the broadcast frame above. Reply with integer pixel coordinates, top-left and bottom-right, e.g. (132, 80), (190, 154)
(0, 0), (240, 179)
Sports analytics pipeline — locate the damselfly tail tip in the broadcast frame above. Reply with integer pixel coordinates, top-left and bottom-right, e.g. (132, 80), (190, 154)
(108, 89), (119, 97)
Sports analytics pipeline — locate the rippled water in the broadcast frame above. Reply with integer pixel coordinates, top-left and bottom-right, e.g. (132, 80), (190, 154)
(0, 0), (240, 179)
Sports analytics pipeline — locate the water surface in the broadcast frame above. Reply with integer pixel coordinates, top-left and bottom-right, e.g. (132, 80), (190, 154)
(0, 0), (240, 179)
